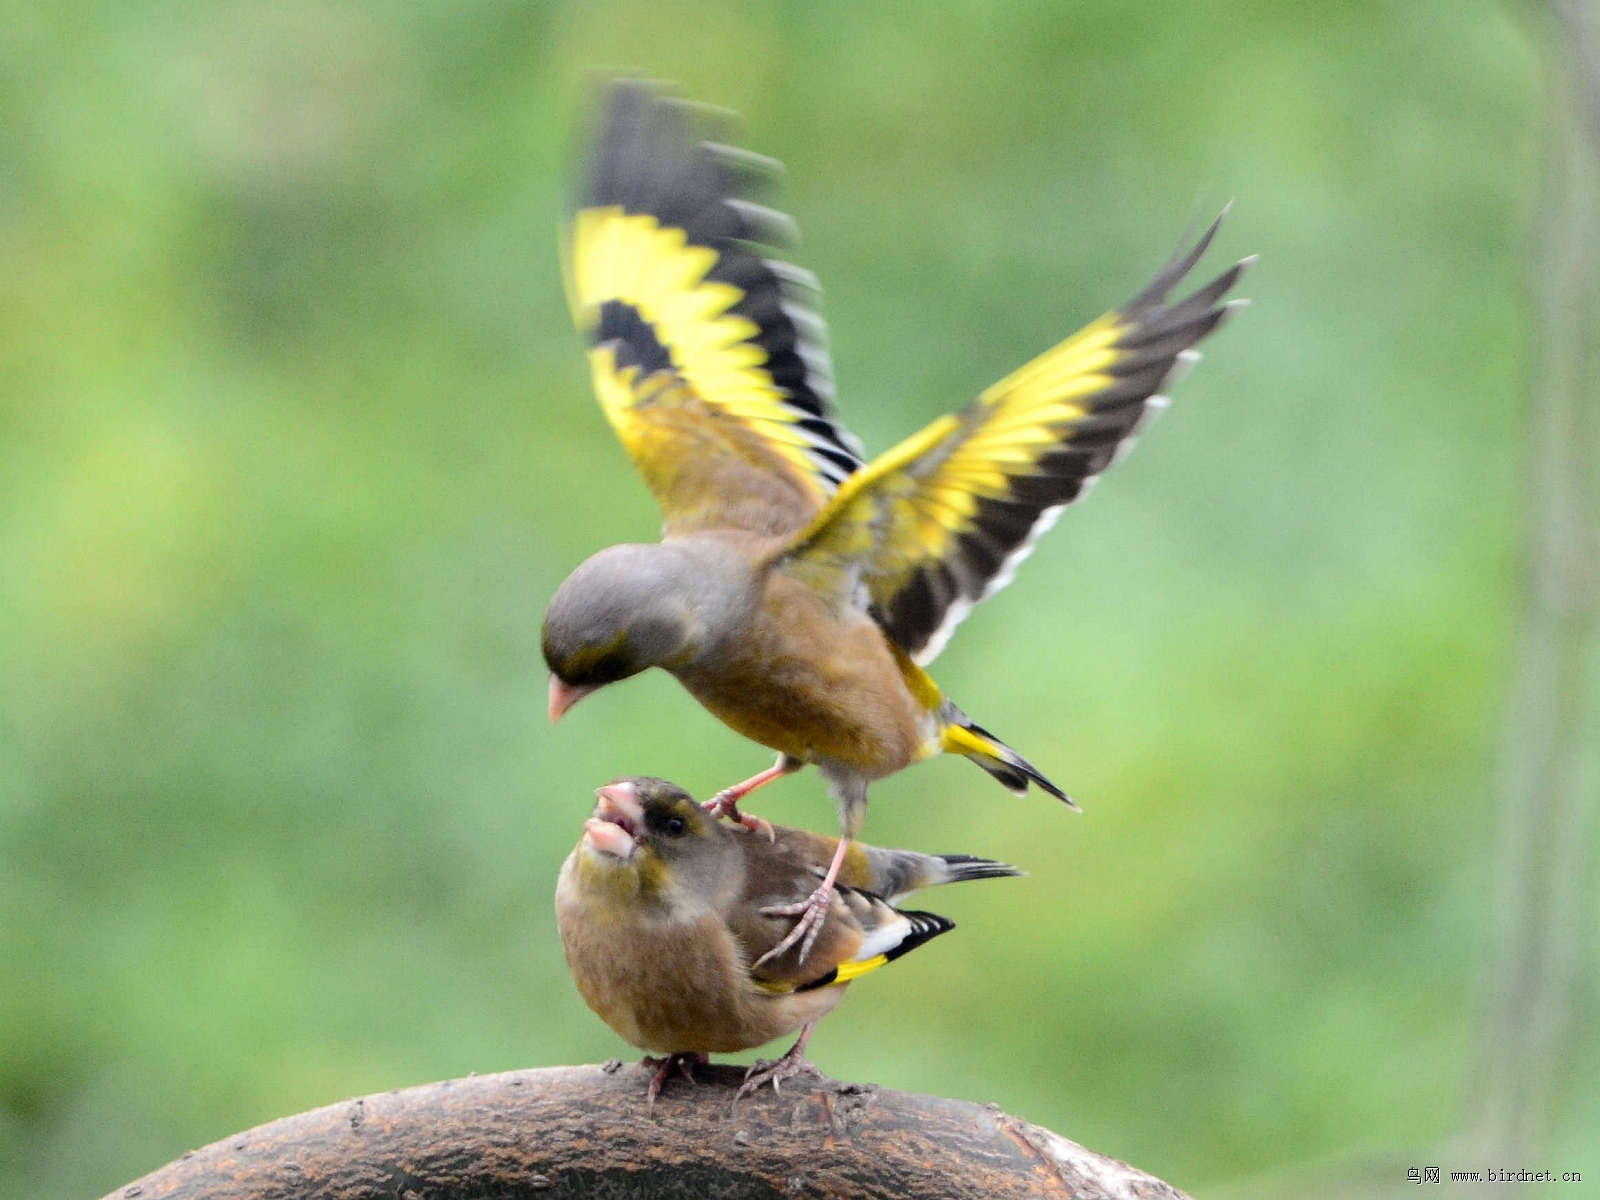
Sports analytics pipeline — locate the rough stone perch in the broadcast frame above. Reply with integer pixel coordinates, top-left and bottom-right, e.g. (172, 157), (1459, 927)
(103, 1063), (1192, 1199)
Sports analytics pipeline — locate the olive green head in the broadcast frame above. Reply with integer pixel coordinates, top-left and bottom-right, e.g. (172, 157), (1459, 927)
(574, 776), (728, 905)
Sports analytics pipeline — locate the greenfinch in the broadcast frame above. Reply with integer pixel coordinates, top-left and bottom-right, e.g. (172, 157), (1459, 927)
(544, 80), (1249, 960)
(554, 776), (1019, 1101)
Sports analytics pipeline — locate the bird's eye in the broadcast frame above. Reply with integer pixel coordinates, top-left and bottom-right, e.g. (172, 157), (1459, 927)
(589, 653), (626, 684)
(663, 815), (688, 837)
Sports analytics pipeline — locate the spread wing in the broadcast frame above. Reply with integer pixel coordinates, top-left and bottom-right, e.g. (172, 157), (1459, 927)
(564, 80), (863, 538)
(784, 214), (1251, 663)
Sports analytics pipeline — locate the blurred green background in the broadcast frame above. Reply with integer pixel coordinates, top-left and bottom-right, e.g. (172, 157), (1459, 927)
(4, 1), (1596, 1197)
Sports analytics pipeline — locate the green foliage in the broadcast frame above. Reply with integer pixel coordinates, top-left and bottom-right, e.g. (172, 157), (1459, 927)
(3, 2), (1590, 1196)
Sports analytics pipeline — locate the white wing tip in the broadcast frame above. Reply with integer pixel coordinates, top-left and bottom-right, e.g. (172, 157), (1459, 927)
(855, 911), (914, 960)
(1159, 349), (1201, 390)
(915, 502), (1068, 665)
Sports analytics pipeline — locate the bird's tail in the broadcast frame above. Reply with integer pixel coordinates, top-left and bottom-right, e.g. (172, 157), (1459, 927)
(854, 844), (1021, 902)
(940, 717), (1079, 809)
(934, 853), (1025, 884)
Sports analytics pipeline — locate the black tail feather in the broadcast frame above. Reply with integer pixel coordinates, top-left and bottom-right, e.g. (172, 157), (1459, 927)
(937, 853), (1025, 882)
(961, 719), (1078, 809)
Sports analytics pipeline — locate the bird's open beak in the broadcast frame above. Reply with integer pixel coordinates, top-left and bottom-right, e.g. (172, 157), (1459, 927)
(582, 817), (635, 859)
(583, 780), (646, 860)
(548, 675), (599, 723)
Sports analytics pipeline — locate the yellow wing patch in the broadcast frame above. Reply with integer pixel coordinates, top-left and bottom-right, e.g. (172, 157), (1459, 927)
(831, 954), (891, 984)
(571, 209), (831, 527)
(785, 216), (1249, 663)
(761, 904), (953, 995)
(572, 211), (764, 420)
(750, 951), (889, 996)
(564, 83), (863, 537)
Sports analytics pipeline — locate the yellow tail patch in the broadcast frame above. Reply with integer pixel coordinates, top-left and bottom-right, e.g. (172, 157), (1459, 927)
(941, 723), (1002, 761)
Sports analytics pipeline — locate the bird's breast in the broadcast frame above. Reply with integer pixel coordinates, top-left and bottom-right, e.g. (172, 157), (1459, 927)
(675, 574), (932, 776)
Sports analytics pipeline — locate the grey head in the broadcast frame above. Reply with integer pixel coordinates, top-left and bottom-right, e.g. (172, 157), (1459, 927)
(543, 540), (757, 720)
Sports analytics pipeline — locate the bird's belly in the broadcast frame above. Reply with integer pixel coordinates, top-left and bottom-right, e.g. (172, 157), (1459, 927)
(558, 894), (840, 1054)
(626, 975), (843, 1056)
(678, 631), (928, 777)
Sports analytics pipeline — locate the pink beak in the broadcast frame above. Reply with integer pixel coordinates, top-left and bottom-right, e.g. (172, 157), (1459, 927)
(583, 780), (646, 860)
(583, 817), (636, 859)
(548, 675), (598, 723)
(594, 781), (644, 824)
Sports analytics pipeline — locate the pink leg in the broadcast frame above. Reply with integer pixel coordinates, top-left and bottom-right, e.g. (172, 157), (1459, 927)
(753, 834), (850, 968)
(703, 755), (801, 839)
(642, 1051), (706, 1106)
(735, 1021), (821, 1102)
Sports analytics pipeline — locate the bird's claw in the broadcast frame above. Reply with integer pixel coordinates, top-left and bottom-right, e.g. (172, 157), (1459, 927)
(735, 1049), (820, 1103)
(642, 1051), (703, 1107)
(753, 886), (832, 968)
(702, 791), (776, 842)
(737, 811), (776, 842)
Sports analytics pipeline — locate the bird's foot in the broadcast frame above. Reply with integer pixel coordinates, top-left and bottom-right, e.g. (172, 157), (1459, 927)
(753, 882), (833, 967)
(701, 757), (799, 840)
(702, 790), (775, 841)
(641, 1051), (706, 1107)
(735, 1035), (820, 1103)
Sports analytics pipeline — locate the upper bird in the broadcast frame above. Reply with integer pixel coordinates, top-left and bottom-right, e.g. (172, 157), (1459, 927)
(545, 80), (1249, 958)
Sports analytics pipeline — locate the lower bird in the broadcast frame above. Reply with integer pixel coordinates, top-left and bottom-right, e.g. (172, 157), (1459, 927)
(554, 776), (1020, 1102)
(544, 80), (1250, 962)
